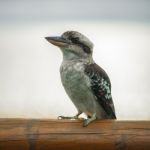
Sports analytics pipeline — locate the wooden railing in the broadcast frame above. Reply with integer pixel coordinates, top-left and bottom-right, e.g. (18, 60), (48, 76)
(0, 119), (150, 150)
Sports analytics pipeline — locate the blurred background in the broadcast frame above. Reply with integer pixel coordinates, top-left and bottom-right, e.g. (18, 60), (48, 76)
(0, 0), (150, 120)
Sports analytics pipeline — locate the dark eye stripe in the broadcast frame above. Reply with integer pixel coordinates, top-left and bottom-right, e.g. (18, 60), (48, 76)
(70, 37), (79, 43)
(80, 44), (91, 54)
(70, 37), (91, 54)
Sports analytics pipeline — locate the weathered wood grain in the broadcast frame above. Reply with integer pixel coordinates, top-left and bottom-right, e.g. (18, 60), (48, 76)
(0, 119), (149, 150)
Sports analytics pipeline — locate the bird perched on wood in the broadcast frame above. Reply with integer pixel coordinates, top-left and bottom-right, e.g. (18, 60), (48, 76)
(45, 31), (116, 127)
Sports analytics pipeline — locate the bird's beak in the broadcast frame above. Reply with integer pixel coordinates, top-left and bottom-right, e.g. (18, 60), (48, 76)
(45, 36), (71, 47)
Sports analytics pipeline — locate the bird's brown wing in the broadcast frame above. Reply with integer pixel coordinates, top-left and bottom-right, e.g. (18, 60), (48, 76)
(84, 63), (116, 119)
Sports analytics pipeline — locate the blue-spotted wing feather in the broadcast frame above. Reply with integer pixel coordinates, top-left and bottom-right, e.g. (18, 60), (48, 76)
(84, 63), (116, 119)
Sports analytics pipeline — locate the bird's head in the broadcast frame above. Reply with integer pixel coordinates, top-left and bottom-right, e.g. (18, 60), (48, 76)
(45, 31), (93, 60)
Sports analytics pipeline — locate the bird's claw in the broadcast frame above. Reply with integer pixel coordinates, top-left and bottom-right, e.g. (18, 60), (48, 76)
(57, 116), (76, 120)
(57, 115), (84, 120)
(83, 119), (90, 127)
(78, 117), (85, 121)
(83, 114), (97, 127)
(57, 116), (63, 120)
(58, 116), (70, 119)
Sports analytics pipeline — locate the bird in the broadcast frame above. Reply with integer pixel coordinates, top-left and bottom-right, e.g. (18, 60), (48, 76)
(45, 31), (116, 127)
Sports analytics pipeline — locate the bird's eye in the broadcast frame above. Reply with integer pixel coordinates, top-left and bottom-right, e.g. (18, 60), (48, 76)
(70, 37), (79, 43)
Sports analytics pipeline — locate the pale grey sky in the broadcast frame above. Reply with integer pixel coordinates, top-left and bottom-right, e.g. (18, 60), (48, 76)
(0, 0), (150, 22)
(0, 0), (150, 119)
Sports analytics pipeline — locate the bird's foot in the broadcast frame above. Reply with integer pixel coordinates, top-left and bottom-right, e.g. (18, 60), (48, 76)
(58, 112), (83, 120)
(83, 114), (97, 127)
(83, 119), (90, 127)
(58, 116), (84, 120)
(58, 116), (76, 120)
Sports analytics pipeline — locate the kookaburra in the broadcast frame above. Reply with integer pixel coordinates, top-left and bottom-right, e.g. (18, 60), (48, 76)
(45, 31), (116, 126)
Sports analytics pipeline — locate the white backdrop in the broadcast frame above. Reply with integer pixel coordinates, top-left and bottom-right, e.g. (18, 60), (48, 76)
(0, 0), (150, 120)
(0, 21), (150, 120)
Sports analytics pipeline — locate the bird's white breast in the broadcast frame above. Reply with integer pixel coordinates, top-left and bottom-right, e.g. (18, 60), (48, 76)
(60, 60), (91, 94)
(60, 60), (99, 115)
